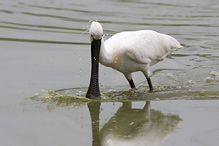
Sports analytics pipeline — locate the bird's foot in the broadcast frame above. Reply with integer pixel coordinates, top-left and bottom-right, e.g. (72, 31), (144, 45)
(149, 88), (154, 93)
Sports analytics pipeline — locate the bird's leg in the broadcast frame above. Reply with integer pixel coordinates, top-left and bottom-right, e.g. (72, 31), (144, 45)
(146, 77), (154, 91)
(128, 78), (136, 89)
(143, 70), (154, 91)
(124, 73), (136, 89)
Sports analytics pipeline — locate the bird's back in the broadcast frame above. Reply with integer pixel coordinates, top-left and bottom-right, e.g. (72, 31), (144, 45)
(105, 30), (182, 66)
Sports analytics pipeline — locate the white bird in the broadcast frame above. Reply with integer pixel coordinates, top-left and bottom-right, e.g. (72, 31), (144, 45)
(86, 21), (182, 99)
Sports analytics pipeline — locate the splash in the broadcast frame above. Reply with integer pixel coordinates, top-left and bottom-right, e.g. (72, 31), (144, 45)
(30, 89), (91, 111)
(28, 74), (219, 111)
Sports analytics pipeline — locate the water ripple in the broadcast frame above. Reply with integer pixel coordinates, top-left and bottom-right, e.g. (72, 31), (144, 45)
(1, 0), (218, 102)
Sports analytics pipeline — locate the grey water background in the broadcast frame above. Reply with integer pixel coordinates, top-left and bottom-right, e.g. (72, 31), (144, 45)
(0, 0), (219, 145)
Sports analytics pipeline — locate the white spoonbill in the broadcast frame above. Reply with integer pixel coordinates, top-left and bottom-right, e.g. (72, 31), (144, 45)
(86, 21), (182, 99)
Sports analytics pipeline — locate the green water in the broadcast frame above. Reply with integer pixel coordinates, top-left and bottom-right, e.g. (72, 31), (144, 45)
(0, 0), (219, 145)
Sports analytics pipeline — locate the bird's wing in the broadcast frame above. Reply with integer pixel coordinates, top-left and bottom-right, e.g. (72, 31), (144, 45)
(105, 30), (182, 65)
(123, 30), (182, 65)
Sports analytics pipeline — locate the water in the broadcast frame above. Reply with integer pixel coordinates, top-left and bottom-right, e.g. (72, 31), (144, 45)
(0, 0), (219, 145)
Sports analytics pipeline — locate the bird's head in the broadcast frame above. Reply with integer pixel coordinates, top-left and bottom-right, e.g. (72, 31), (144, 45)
(89, 21), (103, 42)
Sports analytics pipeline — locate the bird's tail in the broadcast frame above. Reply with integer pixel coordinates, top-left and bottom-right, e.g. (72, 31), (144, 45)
(167, 35), (183, 51)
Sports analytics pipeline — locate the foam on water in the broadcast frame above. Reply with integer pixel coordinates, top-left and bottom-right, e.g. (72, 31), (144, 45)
(30, 75), (219, 110)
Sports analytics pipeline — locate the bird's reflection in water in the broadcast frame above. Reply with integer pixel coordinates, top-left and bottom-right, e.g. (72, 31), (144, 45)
(88, 101), (101, 146)
(88, 101), (182, 146)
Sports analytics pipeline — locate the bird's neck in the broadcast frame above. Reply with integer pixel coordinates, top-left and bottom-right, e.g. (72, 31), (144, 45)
(99, 39), (113, 67)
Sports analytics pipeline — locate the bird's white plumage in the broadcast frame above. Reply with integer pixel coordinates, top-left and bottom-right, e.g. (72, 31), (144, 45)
(89, 21), (182, 87)
(89, 22), (103, 41)
(99, 30), (182, 80)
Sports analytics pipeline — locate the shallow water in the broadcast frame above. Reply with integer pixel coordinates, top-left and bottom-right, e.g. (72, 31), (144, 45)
(0, 0), (219, 145)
